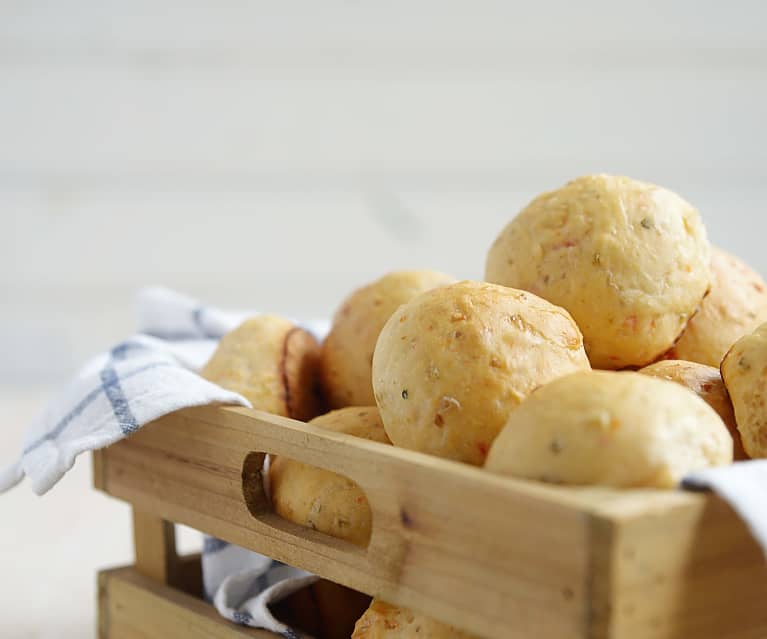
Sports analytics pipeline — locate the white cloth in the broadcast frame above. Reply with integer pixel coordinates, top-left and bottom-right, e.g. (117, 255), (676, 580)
(0, 287), (329, 637)
(203, 538), (317, 639)
(1, 287), (765, 637)
(683, 460), (767, 554)
(0, 286), (253, 496)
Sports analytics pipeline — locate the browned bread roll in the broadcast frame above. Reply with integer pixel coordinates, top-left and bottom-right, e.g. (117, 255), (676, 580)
(640, 359), (747, 460)
(352, 600), (478, 639)
(485, 174), (711, 369)
(372, 280), (590, 465)
(201, 315), (323, 421)
(321, 270), (454, 408)
(667, 247), (767, 367)
(269, 407), (390, 547)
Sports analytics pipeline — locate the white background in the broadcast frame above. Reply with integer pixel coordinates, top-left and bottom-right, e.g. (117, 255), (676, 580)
(2, 1), (767, 637)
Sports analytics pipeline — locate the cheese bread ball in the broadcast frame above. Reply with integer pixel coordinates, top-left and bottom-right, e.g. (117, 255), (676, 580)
(372, 280), (590, 466)
(352, 600), (479, 639)
(721, 323), (767, 458)
(201, 315), (322, 421)
(485, 174), (711, 369)
(668, 247), (767, 367)
(485, 371), (732, 488)
(640, 360), (747, 460)
(269, 407), (390, 547)
(321, 270), (454, 408)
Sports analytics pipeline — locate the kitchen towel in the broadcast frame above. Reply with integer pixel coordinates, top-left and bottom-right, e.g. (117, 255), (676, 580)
(0, 286), (327, 638)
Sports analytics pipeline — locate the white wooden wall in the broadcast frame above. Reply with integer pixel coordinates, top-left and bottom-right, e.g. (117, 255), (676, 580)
(3, 1), (767, 382)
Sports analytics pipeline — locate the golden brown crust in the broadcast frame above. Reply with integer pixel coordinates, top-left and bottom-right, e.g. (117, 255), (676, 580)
(352, 600), (479, 639)
(372, 280), (590, 466)
(201, 315), (323, 420)
(269, 407), (390, 547)
(721, 323), (767, 458)
(485, 371), (733, 488)
(283, 326), (325, 421)
(321, 270), (454, 408)
(485, 174), (711, 369)
(668, 247), (767, 367)
(640, 360), (748, 460)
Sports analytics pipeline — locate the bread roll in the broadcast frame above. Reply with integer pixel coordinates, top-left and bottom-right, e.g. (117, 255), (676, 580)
(201, 315), (322, 420)
(668, 247), (767, 366)
(372, 280), (590, 466)
(485, 174), (711, 369)
(270, 407), (390, 547)
(640, 359), (747, 460)
(485, 371), (732, 488)
(352, 600), (478, 639)
(721, 323), (767, 458)
(321, 270), (454, 408)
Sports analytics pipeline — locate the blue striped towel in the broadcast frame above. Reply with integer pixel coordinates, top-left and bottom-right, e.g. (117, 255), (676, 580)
(0, 286), (328, 638)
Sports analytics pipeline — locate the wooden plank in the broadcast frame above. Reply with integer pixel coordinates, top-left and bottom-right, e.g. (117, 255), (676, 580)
(132, 508), (179, 585)
(588, 495), (767, 639)
(94, 406), (767, 639)
(130, 511), (203, 596)
(98, 406), (592, 639)
(2, 63), (766, 182)
(98, 565), (275, 638)
(5, 2), (767, 54)
(93, 447), (106, 491)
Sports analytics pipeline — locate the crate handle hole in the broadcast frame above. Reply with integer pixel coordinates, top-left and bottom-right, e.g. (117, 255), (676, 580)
(242, 451), (270, 516)
(241, 450), (374, 549)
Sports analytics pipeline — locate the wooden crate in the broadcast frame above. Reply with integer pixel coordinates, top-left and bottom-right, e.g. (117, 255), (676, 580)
(98, 562), (277, 638)
(94, 405), (767, 639)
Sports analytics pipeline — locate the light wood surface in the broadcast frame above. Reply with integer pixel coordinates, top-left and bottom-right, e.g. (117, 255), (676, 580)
(98, 565), (275, 638)
(94, 405), (767, 639)
(132, 509), (177, 583)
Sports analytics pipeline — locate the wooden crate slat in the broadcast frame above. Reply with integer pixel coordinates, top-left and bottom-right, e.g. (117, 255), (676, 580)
(99, 565), (276, 638)
(594, 496), (767, 639)
(94, 406), (767, 639)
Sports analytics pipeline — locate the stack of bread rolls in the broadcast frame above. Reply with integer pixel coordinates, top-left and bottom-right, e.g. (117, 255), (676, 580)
(200, 173), (766, 638)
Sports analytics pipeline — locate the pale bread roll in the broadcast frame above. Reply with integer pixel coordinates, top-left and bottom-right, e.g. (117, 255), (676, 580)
(721, 323), (767, 458)
(372, 280), (590, 466)
(668, 247), (767, 366)
(485, 174), (711, 369)
(321, 270), (454, 408)
(201, 315), (322, 421)
(269, 407), (390, 547)
(640, 360), (747, 460)
(352, 600), (479, 639)
(485, 371), (732, 488)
